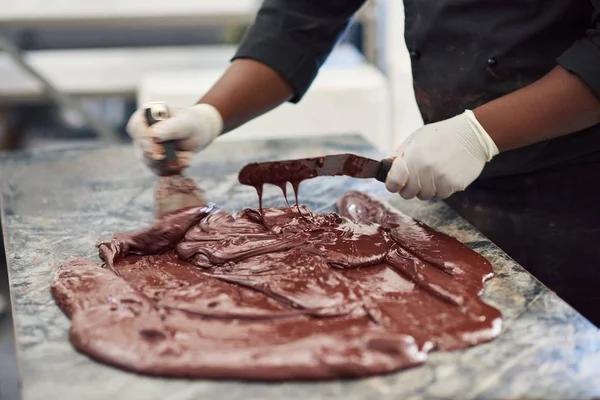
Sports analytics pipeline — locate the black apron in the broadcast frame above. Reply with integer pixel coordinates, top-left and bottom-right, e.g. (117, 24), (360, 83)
(404, 0), (600, 325)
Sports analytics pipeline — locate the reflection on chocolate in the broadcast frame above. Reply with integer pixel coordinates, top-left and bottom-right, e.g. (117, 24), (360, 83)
(51, 191), (502, 380)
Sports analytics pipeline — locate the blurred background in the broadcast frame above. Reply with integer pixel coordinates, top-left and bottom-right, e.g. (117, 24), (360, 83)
(0, 1), (423, 398)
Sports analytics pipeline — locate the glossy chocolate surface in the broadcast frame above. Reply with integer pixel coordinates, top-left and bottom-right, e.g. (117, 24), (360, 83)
(51, 191), (501, 380)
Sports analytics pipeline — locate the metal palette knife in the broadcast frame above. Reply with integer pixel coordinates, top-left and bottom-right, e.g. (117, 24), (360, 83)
(238, 153), (393, 207)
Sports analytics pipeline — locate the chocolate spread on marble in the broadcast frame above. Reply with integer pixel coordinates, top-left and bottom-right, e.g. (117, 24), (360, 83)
(51, 191), (502, 380)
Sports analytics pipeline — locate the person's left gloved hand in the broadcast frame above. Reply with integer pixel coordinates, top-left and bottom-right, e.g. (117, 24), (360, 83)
(385, 110), (499, 200)
(126, 103), (223, 172)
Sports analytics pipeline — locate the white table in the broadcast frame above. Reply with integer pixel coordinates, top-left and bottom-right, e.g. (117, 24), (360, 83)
(1, 0), (375, 59)
(0, 45), (235, 101)
(0, 0), (374, 36)
(0, 0), (260, 29)
(0, 0), (378, 142)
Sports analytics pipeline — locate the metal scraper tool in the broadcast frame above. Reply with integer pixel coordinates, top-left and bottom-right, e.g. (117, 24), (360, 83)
(144, 102), (207, 218)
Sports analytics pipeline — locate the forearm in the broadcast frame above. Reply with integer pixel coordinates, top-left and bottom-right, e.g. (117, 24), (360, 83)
(473, 65), (600, 152)
(198, 0), (364, 134)
(197, 59), (293, 134)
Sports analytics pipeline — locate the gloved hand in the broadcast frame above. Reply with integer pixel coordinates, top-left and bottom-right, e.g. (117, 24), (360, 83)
(126, 103), (223, 170)
(385, 110), (499, 200)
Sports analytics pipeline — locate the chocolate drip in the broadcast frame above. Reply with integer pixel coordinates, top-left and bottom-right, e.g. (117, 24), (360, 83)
(291, 180), (301, 214)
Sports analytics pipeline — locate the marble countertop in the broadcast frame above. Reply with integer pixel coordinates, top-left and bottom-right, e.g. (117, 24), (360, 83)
(1, 135), (598, 400)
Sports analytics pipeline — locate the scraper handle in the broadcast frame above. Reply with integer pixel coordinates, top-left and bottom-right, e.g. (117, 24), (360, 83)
(376, 158), (393, 183)
(144, 102), (178, 175)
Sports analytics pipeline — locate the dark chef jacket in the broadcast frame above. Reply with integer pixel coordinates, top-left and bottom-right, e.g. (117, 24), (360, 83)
(233, 0), (600, 180)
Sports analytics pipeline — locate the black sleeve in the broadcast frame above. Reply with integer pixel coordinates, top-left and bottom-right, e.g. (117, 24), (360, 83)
(232, 0), (367, 103)
(557, 2), (600, 98)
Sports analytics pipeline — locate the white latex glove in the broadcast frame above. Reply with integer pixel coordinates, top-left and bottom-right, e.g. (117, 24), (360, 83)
(126, 103), (223, 170)
(385, 110), (499, 200)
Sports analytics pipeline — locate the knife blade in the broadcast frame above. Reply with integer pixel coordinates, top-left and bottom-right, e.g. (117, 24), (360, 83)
(238, 153), (393, 187)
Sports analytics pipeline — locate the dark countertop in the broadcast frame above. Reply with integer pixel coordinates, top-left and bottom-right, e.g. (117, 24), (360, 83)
(1, 135), (598, 400)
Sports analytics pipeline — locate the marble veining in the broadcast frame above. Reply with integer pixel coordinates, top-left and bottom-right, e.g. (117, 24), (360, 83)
(1, 135), (598, 400)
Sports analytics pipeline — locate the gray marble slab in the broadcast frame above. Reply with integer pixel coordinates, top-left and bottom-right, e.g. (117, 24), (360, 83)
(1, 135), (598, 400)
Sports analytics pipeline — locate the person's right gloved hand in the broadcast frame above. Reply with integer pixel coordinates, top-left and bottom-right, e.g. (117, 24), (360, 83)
(126, 103), (224, 171)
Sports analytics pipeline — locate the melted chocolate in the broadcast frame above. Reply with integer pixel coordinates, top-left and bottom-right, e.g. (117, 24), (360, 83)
(237, 154), (386, 212)
(238, 158), (311, 211)
(51, 191), (502, 380)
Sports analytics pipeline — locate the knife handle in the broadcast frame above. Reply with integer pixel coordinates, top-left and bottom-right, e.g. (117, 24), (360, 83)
(144, 102), (178, 175)
(376, 158), (393, 183)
